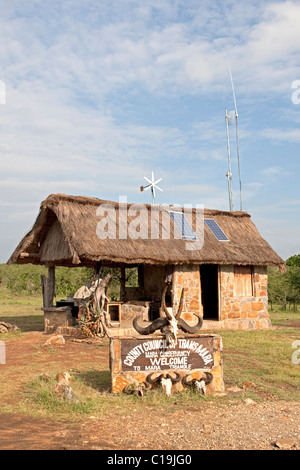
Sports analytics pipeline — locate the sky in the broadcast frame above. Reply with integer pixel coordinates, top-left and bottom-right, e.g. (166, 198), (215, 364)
(0, 0), (300, 263)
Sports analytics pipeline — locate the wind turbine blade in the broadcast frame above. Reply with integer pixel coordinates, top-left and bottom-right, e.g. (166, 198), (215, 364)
(153, 178), (162, 185)
(155, 185), (163, 192)
(144, 177), (152, 184)
(143, 185), (151, 191)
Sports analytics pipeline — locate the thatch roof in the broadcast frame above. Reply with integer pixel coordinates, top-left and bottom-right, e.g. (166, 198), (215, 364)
(7, 193), (285, 270)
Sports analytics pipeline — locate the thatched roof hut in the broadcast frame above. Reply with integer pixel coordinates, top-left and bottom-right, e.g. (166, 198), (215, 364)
(8, 193), (284, 270)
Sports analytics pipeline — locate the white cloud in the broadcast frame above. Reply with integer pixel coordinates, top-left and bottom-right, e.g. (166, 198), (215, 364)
(1, 1), (300, 262)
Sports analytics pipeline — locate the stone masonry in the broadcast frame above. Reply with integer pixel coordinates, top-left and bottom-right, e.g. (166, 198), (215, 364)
(173, 264), (202, 323)
(173, 263), (271, 330)
(220, 265), (271, 329)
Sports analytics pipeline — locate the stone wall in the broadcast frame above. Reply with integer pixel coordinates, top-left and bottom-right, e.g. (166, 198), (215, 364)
(121, 302), (150, 321)
(173, 263), (271, 330)
(220, 265), (271, 329)
(173, 264), (202, 322)
(43, 306), (73, 333)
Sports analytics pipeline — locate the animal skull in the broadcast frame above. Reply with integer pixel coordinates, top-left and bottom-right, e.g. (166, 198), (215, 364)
(161, 376), (173, 396)
(146, 372), (181, 396)
(123, 381), (151, 398)
(133, 284), (203, 345)
(194, 378), (207, 395)
(182, 372), (213, 395)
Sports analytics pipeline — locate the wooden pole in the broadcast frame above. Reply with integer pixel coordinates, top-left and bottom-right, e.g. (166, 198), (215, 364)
(120, 266), (126, 302)
(41, 265), (55, 308)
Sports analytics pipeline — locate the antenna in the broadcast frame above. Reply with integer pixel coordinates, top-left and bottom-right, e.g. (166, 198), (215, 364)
(225, 108), (234, 211)
(140, 171), (163, 204)
(229, 67), (243, 211)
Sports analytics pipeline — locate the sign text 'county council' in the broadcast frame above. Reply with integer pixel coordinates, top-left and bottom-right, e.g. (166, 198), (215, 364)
(121, 337), (214, 371)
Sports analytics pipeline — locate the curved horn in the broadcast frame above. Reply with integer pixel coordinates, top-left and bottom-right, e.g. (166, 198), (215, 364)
(123, 384), (133, 394)
(202, 372), (213, 385)
(133, 388), (144, 398)
(142, 381), (152, 391)
(166, 371), (181, 384)
(161, 284), (172, 320)
(175, 288), (185, 319)
(182, 375), (197, 387)
(146, 373), (164, 384)
(133, 315), (168, 335)
(177, 314), (203, 334)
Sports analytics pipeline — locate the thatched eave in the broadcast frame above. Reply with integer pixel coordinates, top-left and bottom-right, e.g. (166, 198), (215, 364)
(7, 193), (285, 269)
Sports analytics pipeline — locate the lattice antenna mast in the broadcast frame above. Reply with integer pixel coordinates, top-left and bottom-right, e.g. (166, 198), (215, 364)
(140, 171), (163, 204)
(229, 67), (243, 211)
(225, 108), (234, 211)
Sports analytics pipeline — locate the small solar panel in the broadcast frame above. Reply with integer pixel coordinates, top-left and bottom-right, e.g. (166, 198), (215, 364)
(204, 218), (229, 241)
(169, 211), (198, 241)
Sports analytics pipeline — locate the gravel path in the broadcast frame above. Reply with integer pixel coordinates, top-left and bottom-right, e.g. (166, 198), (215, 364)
(55, 400), (300, 451)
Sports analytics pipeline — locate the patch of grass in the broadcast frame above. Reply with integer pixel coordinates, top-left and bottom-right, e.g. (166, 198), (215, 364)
(269, 304), (300, 327)
(211, 327), (300, 402)
(0, 292), (44, 332)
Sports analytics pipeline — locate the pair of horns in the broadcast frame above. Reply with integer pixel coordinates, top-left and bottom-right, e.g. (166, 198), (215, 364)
(182, 372), (213, 387)
(146, 371), (181, 384)
(133, 285), (203, 336)
(123, 381), (151, 397)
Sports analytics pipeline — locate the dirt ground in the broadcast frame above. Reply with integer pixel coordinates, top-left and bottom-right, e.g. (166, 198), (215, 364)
(0, 331), (300, 451)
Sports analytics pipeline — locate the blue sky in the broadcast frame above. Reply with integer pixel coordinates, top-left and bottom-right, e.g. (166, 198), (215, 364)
(0, 0), (300, 262)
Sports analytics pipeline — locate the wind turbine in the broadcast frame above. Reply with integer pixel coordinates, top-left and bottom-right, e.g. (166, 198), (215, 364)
(140, 171), (163, 204)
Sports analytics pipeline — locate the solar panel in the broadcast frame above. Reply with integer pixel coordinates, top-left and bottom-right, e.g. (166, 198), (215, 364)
(169, 211), (198, 241)
(204, 218), (229, 241)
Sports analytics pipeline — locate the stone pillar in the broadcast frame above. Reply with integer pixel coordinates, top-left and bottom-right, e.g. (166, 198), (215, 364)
(173, 264), (202, 321)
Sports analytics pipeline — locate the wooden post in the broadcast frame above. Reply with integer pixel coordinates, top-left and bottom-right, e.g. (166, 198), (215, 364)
(171, 265), (176, 315)
(41, 265), (55, 308)
(120, 266), (126, 302)
(94, 261), (102, 276)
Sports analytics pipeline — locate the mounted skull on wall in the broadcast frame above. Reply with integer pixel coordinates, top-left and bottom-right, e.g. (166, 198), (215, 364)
(133, 284), (203, 346)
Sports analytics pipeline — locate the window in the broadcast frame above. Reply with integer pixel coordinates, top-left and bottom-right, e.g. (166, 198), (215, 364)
(169, 211), (198, 240)
(204, 219), (229, 241)
(234, 265), (254, 297)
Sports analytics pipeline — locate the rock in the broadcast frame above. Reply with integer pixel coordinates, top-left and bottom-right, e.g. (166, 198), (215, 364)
(244, 398), (256, 405)
(0, 321), (19, 333)
(272, 439), (296, 450)
(44, 334), (65, 346)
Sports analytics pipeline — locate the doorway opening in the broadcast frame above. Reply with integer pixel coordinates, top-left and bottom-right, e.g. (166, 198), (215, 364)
(200, 264), (219, 320)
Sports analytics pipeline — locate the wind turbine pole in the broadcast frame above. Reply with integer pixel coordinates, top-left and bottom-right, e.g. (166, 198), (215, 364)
(225, 108), (234, 212)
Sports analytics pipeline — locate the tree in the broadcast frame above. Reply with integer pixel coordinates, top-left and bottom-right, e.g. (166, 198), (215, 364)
(286, 254), (300, 267)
